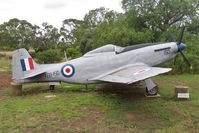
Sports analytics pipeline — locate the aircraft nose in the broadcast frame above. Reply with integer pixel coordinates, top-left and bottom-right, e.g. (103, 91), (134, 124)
(178, 43), (186, 52)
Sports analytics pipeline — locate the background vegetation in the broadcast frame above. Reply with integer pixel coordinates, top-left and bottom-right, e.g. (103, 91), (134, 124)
(0, 0), (199, 73)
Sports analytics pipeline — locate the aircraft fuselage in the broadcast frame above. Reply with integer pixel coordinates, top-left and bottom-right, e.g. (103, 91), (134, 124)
(24, 42), (178, 84)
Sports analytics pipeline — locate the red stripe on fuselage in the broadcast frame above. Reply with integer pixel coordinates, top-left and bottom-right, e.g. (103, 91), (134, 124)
(28, 58), (34, 70)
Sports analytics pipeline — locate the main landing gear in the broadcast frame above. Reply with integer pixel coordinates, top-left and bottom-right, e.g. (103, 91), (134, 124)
(144, 78), (159, 95)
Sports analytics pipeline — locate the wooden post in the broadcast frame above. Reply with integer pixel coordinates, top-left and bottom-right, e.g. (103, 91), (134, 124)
(10, 82), (22, 96)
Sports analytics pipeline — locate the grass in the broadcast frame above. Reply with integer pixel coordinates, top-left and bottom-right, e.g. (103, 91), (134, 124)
(0, 56), (199, 132)
(0, 56), (11, 74)
(0, 78), (199, 133)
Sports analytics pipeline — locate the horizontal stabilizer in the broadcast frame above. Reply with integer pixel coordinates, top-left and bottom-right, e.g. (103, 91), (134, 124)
(23, 69), (47, 79)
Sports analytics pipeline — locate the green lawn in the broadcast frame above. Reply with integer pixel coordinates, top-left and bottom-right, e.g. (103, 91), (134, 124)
(0, 56), (11, 74)
(0, 56), (199, 132)
(0, 75), (199, 133)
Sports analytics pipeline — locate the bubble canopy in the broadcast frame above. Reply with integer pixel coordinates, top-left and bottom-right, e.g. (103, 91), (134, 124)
(84, 44), (123, 56)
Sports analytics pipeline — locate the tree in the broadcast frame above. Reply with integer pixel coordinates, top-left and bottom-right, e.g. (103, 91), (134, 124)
(33, 22), (60, 52)
(77, 16), (154, 54)
(0, 18), (36, 49)
(84, 7), (121, 28)
(76, 7), (123, 53)
(79, 29), (93, 54)
(60, 19), (83, 45)
(122, 0), (199, 33)
(36, 49), (62, 63)
(66, 46), (81, 59)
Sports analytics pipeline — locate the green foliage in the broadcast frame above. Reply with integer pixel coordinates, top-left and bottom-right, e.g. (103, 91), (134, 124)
(65, 46), (82, 59)
(0, 43), (16, 51)
(33, 23), (61, 52)
(79, 29), (94, 54)
(84, 7), (121, 28)
(0, 18), (36, 49)
(159, 32), (199, 74)
(92, 20), (154, 47)
(0, 56), (11, 74)
(122, 0), (199, 32)
(78, 14), (154, 54)
(35, 49), (62, 63)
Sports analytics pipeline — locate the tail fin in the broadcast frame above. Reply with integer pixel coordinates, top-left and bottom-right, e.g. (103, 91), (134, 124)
(12, 48), (38, 83)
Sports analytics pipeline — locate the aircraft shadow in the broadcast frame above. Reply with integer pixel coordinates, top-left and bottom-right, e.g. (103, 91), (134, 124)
(92, 82), (148, 101)
(20, 83), (150, 102)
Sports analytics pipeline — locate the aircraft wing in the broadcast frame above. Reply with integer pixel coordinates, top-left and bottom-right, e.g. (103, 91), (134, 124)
(90, 63), (171, 84)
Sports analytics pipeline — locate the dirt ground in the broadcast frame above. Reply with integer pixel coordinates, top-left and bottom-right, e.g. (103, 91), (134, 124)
(0, 51), (13, 57)
(0, 73), (11, 99)
(0, 73), (11, 88)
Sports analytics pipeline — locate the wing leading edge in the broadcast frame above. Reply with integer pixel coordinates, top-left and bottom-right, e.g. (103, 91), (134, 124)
(90, 63), (171, 84)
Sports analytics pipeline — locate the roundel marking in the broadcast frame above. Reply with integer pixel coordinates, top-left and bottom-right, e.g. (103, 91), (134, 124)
(61, 64), (75, 77)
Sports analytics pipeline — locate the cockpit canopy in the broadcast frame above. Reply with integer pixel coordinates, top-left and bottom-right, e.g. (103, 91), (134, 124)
(83, 42), (166, 57)
(84, 44), (124, 56)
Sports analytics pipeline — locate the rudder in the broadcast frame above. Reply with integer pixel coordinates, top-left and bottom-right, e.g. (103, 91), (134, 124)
(12, 49), (37, 83)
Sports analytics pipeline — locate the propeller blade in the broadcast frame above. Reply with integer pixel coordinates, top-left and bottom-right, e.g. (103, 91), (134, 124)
(174, 25), (192, 69)
(179, 51), (192, 68)
(168, 32), (175, 42)
(177, 26), (185, 45)
(174, 54), (178, 65)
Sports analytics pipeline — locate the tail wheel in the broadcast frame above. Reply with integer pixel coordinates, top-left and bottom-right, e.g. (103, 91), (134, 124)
(49, 85), (55, 91)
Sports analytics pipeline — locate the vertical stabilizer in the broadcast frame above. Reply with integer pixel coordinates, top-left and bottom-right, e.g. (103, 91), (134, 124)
(12, 49), (37, 83)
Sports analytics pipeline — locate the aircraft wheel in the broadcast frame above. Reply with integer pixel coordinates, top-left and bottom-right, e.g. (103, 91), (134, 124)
(146, 86), (159, 95)
(49, 85), (55, 91)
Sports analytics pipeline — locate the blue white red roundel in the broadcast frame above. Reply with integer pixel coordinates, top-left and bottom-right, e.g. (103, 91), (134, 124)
(61, 64), (75, 77)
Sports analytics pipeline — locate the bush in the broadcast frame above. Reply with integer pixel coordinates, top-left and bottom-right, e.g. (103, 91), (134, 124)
(36, 49), (62, 63)
(66, 46), (82, 59)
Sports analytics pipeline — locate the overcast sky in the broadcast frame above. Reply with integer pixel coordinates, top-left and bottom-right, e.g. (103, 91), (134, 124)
(0, 0), (123, 28)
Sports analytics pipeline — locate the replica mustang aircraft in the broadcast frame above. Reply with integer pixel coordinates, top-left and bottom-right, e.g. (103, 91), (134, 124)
(12, 27), (190, 95)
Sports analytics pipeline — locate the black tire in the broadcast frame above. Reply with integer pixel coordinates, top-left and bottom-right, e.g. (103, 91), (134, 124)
(146, 86), (159, 95)
(49, 85), (55, 91)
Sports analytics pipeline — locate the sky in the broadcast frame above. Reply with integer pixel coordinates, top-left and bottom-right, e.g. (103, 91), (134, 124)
(0, 0), (123, 28)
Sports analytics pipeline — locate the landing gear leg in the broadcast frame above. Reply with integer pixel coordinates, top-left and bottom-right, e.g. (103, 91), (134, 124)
(49, 85), (55, 91)
(144, 78), (159, 95)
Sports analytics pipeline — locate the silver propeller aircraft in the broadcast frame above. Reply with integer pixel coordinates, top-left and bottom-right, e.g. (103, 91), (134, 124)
(12, 27), (190, 95)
